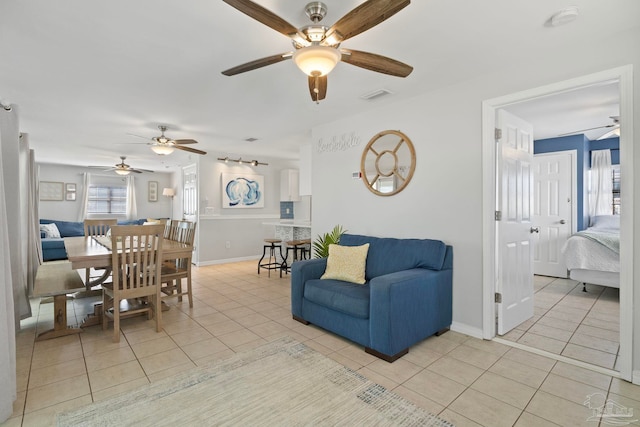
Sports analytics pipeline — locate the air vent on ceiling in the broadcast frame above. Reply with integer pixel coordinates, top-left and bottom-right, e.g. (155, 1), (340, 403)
(244, 137), (258, 142)
(360, 89), (393, 101)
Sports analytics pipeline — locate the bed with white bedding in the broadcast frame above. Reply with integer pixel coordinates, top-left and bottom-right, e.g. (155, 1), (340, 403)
(562, 215), (620, 289)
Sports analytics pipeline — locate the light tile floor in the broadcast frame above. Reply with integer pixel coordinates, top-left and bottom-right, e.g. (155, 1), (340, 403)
(503, 276), (620, 370)
(5, 261), (639, 427)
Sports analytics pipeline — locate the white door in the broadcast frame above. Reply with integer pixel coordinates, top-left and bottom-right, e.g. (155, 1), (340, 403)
(182, 164), (198, 263)
(182, 164), (197, 222)
(533, 152), (574, 278)
(496, 110), (535, 335)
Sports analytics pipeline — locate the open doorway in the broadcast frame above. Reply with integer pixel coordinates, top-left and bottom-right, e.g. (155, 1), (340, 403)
(497, 84), (620, 371)
(481, 66), (634, 381)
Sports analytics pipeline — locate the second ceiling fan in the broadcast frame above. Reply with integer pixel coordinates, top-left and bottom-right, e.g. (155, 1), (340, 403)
(221, 0), (413, 103)
(131, 125), (207, 156)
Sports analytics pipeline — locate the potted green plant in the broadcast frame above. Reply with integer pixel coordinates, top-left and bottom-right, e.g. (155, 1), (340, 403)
(312, 225), (346, 258)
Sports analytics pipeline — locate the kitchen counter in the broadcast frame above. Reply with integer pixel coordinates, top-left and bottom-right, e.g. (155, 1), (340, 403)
(264, 221), (312, 241)
(263, 221), (311, 228)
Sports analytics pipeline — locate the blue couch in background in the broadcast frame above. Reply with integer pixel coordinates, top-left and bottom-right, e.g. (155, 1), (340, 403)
(291, 234), (453, 362)
(40, 219), (146, 261)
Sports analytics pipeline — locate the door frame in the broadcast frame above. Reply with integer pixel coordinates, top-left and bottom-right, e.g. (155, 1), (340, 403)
(532, 150), (578, 277)
(481, 65), (634, 381)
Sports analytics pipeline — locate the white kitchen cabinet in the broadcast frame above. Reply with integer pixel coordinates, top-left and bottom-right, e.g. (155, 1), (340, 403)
(280, 169), (300, 201)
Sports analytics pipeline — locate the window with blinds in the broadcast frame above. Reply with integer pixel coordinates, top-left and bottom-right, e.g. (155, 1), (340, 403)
(87, 185), (126, 214)
(612, 165), (620, 215)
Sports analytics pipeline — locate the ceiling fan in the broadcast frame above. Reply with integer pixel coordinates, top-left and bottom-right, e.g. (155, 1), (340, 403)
(559, 115), (620, 139)
(90, 156), (153, 176)
(130, 125), (207, 156)
(221, 0), (413, 103)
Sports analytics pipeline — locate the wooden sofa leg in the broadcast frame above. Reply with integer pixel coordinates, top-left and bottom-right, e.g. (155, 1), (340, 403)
(365, 347), (408, 363)
(435, 327), (450, 336)
(292, 315), (310, 325)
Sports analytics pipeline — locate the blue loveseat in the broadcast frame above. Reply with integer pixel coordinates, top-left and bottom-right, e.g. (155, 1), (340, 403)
(40, 218), (147, 261)
(291, 234), (453, 362)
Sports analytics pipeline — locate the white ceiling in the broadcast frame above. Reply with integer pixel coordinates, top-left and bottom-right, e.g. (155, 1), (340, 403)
(1, 0), (637, 172)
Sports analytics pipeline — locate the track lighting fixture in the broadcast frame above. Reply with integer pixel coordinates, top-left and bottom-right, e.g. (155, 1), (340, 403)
(217, 157), (268, 166)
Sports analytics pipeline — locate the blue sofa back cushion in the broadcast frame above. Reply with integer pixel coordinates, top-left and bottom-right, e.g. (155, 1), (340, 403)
(40, 219), (84, 237)
(40, 218), (147, 238)
(339, 234), (447, 279)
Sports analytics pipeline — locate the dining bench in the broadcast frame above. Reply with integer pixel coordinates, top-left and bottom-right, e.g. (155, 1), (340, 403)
(34, 261), (86, 341)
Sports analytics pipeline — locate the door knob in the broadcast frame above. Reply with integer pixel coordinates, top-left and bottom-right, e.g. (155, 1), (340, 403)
(530, 227), (540, 234)
(560, 219), (566, 224)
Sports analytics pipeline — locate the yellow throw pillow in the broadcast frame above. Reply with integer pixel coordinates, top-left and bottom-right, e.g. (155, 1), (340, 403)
(321, 243), (369, 284)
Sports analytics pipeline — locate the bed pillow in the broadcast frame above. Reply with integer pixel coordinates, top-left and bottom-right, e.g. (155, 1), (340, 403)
(321, 243), (370, 285)
(590, 215), (620, 230)
(40, 223), (61, 239)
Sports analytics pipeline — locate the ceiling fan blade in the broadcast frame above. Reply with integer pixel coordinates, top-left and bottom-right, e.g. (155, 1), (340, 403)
(173, 139), (198, 145)
(341, 49), (413, 77)
(222, 53), (291, 76)
(175, 145), (207, 155)
(222, 0), (301, 39)
(558, 124), (616, 137)
(128, 169), (144, 174)
(308, 75), (327, 102)
(325, 0), (410, 44)
(126, 133), (152, 141)
(88, 166), (115, 171)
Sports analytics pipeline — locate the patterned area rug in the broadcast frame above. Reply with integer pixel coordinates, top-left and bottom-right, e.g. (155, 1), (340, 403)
(58, 337), (453, 426)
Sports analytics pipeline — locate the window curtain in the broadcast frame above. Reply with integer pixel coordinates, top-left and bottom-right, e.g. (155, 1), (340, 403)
(77, 172), (91, 221)
(0, 106), (18, 422)
(589, 149), (613, 219)
(31, 150), (42, 267)
(125, 175), (137, 220)
(20, 135), (40, 299)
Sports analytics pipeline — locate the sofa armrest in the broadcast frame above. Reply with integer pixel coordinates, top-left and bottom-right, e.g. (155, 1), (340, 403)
(369, 268), (453, 356)
(290, 258), (327, 318)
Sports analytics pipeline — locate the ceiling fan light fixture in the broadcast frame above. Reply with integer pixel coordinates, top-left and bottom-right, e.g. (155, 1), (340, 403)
(115, 168), (131, 176)
(293, 45), (341, 76)
(151, 144), (175, 155)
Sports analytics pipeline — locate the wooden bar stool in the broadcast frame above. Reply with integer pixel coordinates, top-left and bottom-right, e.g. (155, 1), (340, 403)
(280, 239), (311, 277)
(299, 239), (312, 260)
(258, 239), (284, 277)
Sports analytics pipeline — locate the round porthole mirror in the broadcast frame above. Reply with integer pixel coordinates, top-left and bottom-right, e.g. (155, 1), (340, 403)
(360, 130), (416, 196)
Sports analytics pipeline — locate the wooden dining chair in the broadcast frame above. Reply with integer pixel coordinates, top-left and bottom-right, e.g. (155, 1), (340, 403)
(102, 224), (165, 342)
(83, 218), (118, 290)
(160, 220), (196, 308)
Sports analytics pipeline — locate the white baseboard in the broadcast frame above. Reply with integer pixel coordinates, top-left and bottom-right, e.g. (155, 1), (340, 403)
(196, 256), (260, 267)
(451, 321), (483, 339)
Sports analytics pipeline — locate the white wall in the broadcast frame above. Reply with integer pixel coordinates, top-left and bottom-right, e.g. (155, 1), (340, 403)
(37, 163), (173, 221)
(311, 27), (640, 340)
(192, 151), (301, 265)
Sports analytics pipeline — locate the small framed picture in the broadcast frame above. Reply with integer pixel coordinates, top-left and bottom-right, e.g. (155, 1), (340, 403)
(65, 192), (76, 201)
(148, 181), (158, 202)
(65, 183), (77, 192)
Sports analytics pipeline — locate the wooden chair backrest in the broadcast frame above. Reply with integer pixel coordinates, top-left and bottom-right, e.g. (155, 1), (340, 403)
(166, 220), (196, 245)
(84, 219), (118, 237)
(109, 224), (165, 294)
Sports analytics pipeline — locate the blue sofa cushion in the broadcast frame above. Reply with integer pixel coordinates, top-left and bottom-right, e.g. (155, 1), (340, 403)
(118, 219), (146, 225)
(41, 239), (65, 251)
(304, 279), (370, 319)
(40, 219), (84, 237)
(339, 234), (447, 280)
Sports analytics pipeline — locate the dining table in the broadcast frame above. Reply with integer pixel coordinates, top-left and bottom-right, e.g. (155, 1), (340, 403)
(64, 235), (194, 326)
